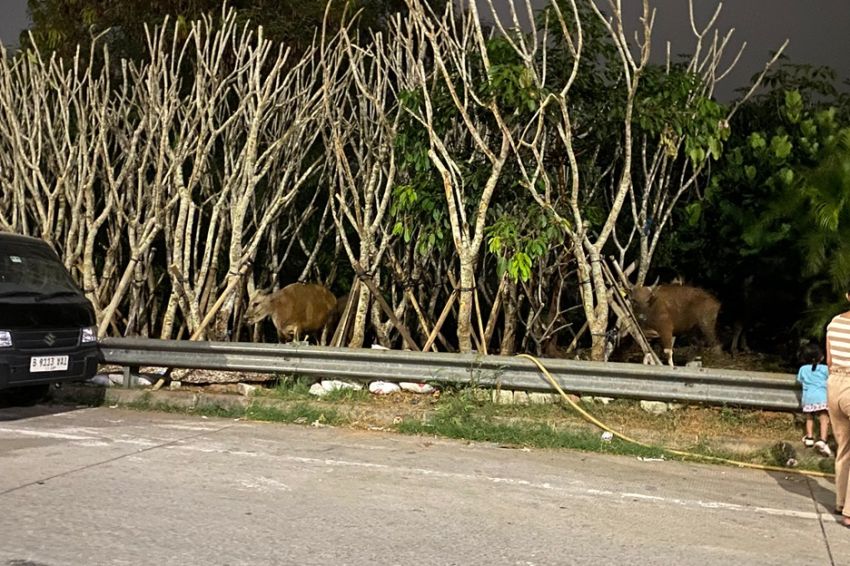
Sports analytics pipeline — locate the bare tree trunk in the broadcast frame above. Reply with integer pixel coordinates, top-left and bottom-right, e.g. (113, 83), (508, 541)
(456, 258), (476, 353)
(500, 279), (519, 355)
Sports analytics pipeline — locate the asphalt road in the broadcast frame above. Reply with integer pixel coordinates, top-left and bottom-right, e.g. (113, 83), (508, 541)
(1, 404), (849, 566)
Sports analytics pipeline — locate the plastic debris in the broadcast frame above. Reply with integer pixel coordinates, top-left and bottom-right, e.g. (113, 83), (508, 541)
(88, 374), (112, 387)
(600, 431), (614, 442)
(369, 381), (401, 395)
(320, 380), (362, 392)
(309, 383), (327, 396)
(398, 382), (435, 394)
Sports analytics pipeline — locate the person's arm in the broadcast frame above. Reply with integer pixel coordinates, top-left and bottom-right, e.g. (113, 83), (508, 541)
(827, 335), (833, 367)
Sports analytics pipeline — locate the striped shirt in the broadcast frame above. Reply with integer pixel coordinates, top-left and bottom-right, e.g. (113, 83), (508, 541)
(827, 314), (850, 371)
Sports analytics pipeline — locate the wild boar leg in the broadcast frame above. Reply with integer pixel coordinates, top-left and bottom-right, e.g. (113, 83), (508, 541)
(698, 311), (720, 350)
(661, 334), (675, 367)
(731, 322), (743, 355)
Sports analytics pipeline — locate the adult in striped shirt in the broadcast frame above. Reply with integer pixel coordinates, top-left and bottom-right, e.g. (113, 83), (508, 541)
(827, 295), (850, 527)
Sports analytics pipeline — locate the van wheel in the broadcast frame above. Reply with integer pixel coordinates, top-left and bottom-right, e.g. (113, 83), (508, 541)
(4, 384), (51, 406)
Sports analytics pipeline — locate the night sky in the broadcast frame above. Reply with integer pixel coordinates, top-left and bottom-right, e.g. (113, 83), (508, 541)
(1, 0), (849, 100)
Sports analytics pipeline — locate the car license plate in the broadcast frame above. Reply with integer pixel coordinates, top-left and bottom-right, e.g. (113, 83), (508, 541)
(30, 355), (69, 373)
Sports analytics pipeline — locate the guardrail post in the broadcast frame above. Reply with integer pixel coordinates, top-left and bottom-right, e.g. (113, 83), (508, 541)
(122, 365), (139, 388)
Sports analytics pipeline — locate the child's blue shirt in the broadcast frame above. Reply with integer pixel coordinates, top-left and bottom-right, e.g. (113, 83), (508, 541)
(797, 363), (829, 409)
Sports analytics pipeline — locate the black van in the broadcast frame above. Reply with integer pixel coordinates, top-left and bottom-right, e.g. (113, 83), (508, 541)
(0, 233), (99, 404)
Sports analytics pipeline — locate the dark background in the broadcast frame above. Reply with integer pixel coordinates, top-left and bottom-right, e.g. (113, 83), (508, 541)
(3, 1), (848, 100)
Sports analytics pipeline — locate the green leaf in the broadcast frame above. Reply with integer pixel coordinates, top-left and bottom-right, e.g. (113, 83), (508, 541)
(708, 137), (722, 161)
(488, 236), (502, 253)
(685, 202), (702, 226)
(801, 119), (817, 139)
(688, 146), (705, 165)
(748, 132), (767, 150)
(784, 90), (803, 124)
(770, 135), (793, 160)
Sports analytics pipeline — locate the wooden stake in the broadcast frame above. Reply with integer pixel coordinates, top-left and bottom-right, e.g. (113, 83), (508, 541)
(331, 279), (360, 347)
(423, 290), (457, 352)
(483, 275), (507, 347)
(352, 261), (420, 351)
(473, 284), (488, 355)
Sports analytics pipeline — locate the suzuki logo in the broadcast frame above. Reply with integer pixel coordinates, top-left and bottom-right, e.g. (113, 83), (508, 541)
(43, 333), (56, 346)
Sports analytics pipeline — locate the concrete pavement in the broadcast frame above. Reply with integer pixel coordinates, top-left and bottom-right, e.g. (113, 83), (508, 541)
(1, 404), (849, 565)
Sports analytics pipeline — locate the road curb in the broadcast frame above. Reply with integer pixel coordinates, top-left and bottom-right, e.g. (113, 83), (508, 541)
(54, 384), (253, 411)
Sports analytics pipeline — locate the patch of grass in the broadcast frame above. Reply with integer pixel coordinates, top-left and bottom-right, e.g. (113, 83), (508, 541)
(264, 376), (370, 403)
(397, 413), (663, 458)
(321, 387), (370, 402)
(121, 392), (157, 411)
(190, 402), (245, 419)
(396, 393), (665, 459)
(247, 402), (344, 426)
(120, 391), (346, 427)
(267, 375), (314, 399)
(717, 406), (754, 427)
(122, 393), (246, 419)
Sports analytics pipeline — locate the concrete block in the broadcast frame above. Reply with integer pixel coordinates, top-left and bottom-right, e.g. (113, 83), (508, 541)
(580, 396), (614, 405)
(238, 383), (258, 397)
(528, 392), (555, 404)
(492, 389), (514, 404)
(512, 391), (529, 405)
(640, 400), (669, 415)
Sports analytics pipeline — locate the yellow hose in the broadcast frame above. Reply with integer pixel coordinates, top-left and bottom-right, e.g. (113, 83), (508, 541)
(516, 353), (835, 479)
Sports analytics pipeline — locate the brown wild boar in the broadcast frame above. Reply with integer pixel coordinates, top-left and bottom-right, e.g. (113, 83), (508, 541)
(245, 283), (337, 343)
(629, 284), (720, 366)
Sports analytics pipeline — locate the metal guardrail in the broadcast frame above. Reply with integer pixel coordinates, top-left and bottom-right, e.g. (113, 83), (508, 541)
(97, 337), (802, 411)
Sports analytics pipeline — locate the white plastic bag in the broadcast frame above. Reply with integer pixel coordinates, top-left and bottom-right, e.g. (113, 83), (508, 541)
(369, 381), (401, 395)
(320, 380), (363, 392)
(88, 374), (112, 387)
(309, 383), (328, 396)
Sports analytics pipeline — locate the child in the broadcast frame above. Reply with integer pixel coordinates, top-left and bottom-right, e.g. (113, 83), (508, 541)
(797, 342), (832, 457)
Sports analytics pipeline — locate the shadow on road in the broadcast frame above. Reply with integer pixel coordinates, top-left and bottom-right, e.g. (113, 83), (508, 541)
(765, 469), (836, 513)
(0, 384), (105, 422)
